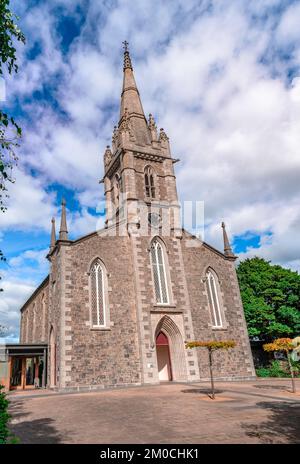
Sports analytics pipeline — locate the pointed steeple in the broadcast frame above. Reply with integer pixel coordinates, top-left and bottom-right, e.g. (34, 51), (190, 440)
(59, 198), (69, 241)
(118, 41), (150, 146)
(221, 222), (235, 258)
(50, 217), (56, 252)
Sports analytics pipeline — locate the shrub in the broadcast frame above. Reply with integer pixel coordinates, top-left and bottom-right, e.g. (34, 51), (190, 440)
(268, 360), (289, 377)
(0, 384), (10, 444)
(256, 366), (271, 377)
(256, 360), (300, 378)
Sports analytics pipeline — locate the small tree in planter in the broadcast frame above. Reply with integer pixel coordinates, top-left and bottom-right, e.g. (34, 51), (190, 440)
(263, 338), (297, 393)
(186, 340), (236, 399)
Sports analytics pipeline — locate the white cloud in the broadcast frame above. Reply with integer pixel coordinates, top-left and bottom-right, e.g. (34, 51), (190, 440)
(1, 168), (57, 231)
(0, 278), (35, 342)
(0, 247), (50, 340)
(276, 2), (300, 46)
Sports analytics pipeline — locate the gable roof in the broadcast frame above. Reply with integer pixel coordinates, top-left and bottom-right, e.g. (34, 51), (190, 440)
(20, 275), (49, 313)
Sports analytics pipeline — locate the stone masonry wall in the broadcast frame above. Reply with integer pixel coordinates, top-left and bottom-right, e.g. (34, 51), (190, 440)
(181, 232), (255, 380)
(61, 231), (142, 389)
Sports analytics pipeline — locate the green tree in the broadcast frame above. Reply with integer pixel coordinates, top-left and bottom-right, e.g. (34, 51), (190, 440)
(237, 257), (300, 340)
(0, 0), (25, 209)
(0, 0), (25, 290)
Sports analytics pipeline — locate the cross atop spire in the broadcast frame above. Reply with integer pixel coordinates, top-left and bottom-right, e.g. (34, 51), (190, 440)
(123, 40), (132, 70)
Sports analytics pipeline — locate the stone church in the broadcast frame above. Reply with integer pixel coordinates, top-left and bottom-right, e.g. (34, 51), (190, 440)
(17, 46), (255, 391)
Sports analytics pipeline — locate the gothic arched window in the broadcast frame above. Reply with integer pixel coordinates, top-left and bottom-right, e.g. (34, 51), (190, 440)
(145, 166), (156, 199)
(41, 293), (46, 341)
(150, 239), (170, 304)
(206, 270), (223, 328)
(90, 259), (109, 328)
(32, 303), (36, 342)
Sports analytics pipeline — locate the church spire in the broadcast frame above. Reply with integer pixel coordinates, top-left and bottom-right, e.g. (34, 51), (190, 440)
(221, 222), (235, 258)
(118, 41), (150, 146)
(49, 217), (56, 252)
(59, 198), (69, 241)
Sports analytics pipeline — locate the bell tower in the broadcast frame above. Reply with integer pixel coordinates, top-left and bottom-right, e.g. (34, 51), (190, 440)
(102, 43), (181, 237)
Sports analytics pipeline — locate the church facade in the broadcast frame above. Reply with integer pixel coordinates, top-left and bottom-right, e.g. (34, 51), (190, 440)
(18, 47), (255, 391)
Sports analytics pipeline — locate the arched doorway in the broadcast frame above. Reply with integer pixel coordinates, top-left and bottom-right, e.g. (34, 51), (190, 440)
(155, 316), (188, 382)
(49, 327), (56, 388)
(156, 332), (172, 381)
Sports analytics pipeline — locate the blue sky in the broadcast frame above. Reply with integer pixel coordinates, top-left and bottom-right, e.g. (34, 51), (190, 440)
(1, 0), (300, 341)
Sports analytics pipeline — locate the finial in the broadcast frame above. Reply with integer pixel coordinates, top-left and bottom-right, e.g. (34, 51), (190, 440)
(59, 198), (69, 241)
(112, 125), (119, 151)
(159, 128), (169, 142)
(119, 107), (131, 133)
(123, 40), (132, 70)
(104, 145), (112, 167)
(50, 217), (56, 252)
(148, 114), (157, 130)
(221, 222), (234, 257)
(122, 40), (129, 52)
(148, 114), (158, 142)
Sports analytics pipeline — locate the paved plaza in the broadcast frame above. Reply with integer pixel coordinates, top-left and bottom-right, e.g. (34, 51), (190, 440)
(8, 379), (300, 444)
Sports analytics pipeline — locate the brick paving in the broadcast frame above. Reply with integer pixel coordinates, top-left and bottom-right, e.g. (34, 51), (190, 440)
(8, 379), (300, 444)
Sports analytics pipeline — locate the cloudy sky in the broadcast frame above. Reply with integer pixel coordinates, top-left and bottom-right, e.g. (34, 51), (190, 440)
(1, 0), (300, 341)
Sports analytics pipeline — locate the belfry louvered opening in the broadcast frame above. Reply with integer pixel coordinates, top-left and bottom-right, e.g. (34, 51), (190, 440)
(145, 166), (156, 199)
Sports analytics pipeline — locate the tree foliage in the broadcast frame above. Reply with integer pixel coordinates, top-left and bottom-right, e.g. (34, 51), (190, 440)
(0, 0), (25, 75)
(186, 340), (236, 350)
(237, 257), (300, 340)
(0, 0), (25, 292)
(263, 337), (294, 353)
(0, 0), (25, 211)
(0, 384), (10, 443)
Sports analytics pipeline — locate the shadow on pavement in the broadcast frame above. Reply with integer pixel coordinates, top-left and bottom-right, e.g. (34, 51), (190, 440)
(241, 401), (300, 444)
(253, 384), (290, 392)
(8, 400), (68, 444)
(181, 388), (224, 396)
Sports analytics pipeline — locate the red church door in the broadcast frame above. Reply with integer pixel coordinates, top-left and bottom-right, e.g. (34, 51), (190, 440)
(156, 332), (172, 381)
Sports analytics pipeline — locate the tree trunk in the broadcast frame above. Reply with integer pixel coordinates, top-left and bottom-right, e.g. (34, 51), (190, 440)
(208, 349), (215, 399)
(287, 352), (296, 393)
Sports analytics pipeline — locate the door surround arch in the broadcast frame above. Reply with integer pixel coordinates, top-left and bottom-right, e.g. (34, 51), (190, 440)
(154, 315), (187, 382)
